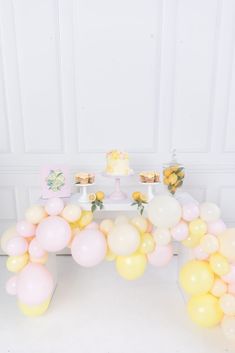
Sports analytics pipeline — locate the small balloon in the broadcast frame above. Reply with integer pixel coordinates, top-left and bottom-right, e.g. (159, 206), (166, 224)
(147, 244), (173, 267)
(6, 236), (28, 256)
(228, 283), (235, 295)
(200, 234), (219, 254)
(99, 219), (114, 235)
(139, 233), (155, 254)
(6, 275), (18, 295)
(6, 253), (29, 273)
(219, 294), (235, 316)
(171, 221), (189, 241)
(25, 205), (47, 225)
(222, 265), (235, 284)
(16, 221), (36, 238)
(1, 226), (18, 253)
(153, 228), (171, 246)
(207, 219), (226, 236)
(116, 253), (147, 280)
(193, 245), (209, 260)
(189, 219), (207, 237)
(182, 203), (199, 222)
(45, 197), (64, 216)
(209, 253), (230, 276)
(200, 202), (221, 223)
(210, 278), (227, 297)
(131, 216), (148, 233)
(28, 238), (46, 258)
(61, 204), (82, 223)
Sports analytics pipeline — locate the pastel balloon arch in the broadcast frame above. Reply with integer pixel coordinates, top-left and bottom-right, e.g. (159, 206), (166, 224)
(1, 194), (235, 341)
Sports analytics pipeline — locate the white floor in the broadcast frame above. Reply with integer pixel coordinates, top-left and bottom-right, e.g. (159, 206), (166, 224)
(0, 256), (234, 353)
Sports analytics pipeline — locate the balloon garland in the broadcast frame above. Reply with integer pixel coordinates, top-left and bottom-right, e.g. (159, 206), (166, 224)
(1, 194), (235, 340)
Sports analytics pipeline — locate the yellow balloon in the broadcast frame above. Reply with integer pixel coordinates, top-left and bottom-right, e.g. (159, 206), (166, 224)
(210, 278), (227, 297)
(100, 219), (114, 236)
(131, 216), (148, 233)
(105, 247), (116, 261)
(139, 233), (155, 254)
(189, 219), (207, 237)
(209, 253), (230, 276)
(188, 293), (223, 327)
(61, 204), (82, 223)
(18, 298), (50, 317)
(1, 226), (17, 253)
(219, 228), (235, 262)
(77, 210), (93, 229)
(182, 232), (204, 248)
(6, 253), (29, 273)
(116, 253), (147, 280)
(179, 260), (214, 295)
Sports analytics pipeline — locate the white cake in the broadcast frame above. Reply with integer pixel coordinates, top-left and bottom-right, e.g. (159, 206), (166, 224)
(105, 150), (133, 176)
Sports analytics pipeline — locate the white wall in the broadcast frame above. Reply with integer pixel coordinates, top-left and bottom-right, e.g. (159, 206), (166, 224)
(0, 0), (235, 236)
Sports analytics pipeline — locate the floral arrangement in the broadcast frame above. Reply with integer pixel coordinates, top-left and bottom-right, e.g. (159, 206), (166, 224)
(130, 191), (148, 215)
(89, 191), (105, 212)
(1, 195), (235, 341)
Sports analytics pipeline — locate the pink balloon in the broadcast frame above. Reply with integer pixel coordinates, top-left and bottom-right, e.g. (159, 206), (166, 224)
(193, 245), (209, 260)
(222, 265), (235, 284)
(182, 203), (199, 222)
(85, 222), (99, 230)
(6, 236), (28, 256)
(45, 197), (64, 216)
(36, 216), (71, 252)
(228, 283), (235, 295)
(6, 275), (18, 295)
(147, 244), (173, 267)
(71, 229), (107, 267)
(29, 238), (46, 258)
(171, 220), (188, 241)
(207, 219), (226, 236)
(17, 263), (54, 305)
(16, 220), (36, 238)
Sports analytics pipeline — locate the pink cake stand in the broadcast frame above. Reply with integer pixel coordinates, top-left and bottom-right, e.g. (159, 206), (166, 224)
(102, 172), (134, 201)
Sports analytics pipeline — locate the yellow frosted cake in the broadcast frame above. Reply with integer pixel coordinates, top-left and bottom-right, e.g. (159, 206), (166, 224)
(105, 150), (133, 176)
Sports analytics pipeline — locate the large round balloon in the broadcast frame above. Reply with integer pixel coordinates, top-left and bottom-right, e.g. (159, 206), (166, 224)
(200, 202), (221, 222)
(45, 197), (64, 216)
(16, 221), (36, 238)
(188, 293), (223, 327)
(17, 263), (54, 305)
(108, 223), (140, 256)
(219, 228), (235, 262)
(116, 253), (147, 280)
(179, 260), (214, 295)
(36, 216), (71, 252)
(6, 236), (28, 256)
(71, 229), (107, 267)
(147, 195), (181, 228)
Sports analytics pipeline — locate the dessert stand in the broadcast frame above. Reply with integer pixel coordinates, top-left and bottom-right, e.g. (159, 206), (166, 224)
(139, 182), (160, 201)
(102, 172), (134, 201)
(71, 183), (95, 203)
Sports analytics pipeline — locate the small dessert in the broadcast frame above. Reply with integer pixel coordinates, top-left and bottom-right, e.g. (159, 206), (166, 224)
(75, 172), (95, 184)
(105, 150), (133, 176)
(139, 171), (160, 183)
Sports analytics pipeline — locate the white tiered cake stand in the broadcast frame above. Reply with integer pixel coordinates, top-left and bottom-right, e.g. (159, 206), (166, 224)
(71, 183), (95, 203)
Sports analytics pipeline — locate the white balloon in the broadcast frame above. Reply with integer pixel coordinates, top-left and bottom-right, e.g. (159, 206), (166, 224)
(147, 194), (181, 228)
(221, 316), (235, 341)
(108, 223), (140, 256)
(153, 228), (171, 246)
(200, 202), (221, 222)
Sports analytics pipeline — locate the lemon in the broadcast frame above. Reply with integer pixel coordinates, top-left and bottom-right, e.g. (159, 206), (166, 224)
(132, 191), (140, 201)
(163, 177), (169, 185)
(89, 193), (96, 202)
(163, 168), (172, 177)
(96, 191), (105, 201)
(177, 170), (185, 178)
(168, 173), (178, 185)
